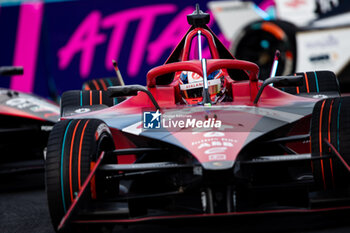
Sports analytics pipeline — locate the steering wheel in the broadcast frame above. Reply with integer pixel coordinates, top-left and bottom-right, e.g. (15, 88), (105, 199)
(147, 59), (259, 87)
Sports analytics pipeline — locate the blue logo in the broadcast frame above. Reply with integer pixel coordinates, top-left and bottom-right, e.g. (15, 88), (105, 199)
(143, 110), (161, 129)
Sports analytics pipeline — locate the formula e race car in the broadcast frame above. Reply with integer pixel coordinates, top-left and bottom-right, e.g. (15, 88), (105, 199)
(45, 6), (350, 232)
(0, 66), (60, 175)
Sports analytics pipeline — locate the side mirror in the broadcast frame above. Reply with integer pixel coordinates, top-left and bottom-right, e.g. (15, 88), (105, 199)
(254, 75), (303, 104)
(108, 85), (147, 97)
(0, 66), (23, 76)
(269, 75), (303, 88)
(108, 85), (160, 110)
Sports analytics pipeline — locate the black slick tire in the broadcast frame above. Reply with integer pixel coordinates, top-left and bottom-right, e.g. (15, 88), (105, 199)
(311, 97), (350, 190)
(45, 119), (115, 232)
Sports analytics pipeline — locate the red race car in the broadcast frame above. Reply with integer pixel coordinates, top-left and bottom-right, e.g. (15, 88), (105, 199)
(0, 67), (120, 176)
(0, 66), (59, 175)
(45, 5), (349, 232)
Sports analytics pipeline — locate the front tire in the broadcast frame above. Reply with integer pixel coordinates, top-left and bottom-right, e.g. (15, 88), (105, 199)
(45, 119), (115, 232)
(311, 97), (350, 190)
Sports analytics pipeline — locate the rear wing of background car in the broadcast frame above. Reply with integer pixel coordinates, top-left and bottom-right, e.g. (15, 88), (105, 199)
(0, 66), (23, 76)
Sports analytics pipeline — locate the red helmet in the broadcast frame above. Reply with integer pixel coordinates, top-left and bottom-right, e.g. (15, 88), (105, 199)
(179, 69), (226, 104)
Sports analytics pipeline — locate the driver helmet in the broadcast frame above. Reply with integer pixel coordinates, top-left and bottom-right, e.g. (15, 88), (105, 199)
(179, 69), (226, 104)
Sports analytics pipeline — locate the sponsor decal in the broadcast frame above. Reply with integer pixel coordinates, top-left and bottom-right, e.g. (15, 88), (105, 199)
(208, 154), (226, 161)
(204, 147), (227, 154)
(191, 132), (238, 162)
(191, 136), (237, 155)
(41, 125), (53, 131)
(179, 81), (203, 90)
(197, 140), (235, 149)
(5, 97), (59, 114)
(95, 124), (111, 140)
(180, 78), (221, 90)
(188, 71), (202, 82)
(305, 35), (338, 49)
(285, 0), (307, 8)
(312, 94), (329, 99)
(74, 108), (91, 114)
(203, 132), (225, 137)
(309, 54), (330, 62)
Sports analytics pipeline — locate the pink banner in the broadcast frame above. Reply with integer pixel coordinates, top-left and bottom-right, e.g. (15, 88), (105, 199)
(11, 2), (44, 93)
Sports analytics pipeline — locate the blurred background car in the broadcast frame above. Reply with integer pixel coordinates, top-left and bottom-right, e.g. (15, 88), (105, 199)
(209, 0), (350, 91)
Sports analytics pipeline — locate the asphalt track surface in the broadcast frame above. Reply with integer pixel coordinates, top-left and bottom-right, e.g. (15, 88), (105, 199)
(1, 173), (350, 233)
